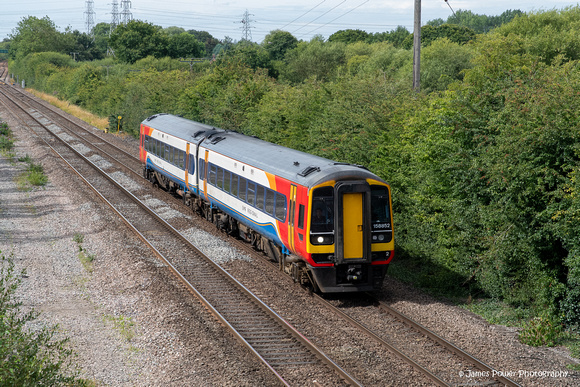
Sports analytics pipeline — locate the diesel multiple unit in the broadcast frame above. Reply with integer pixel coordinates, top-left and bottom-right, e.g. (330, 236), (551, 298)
(139, 113), (394, 292)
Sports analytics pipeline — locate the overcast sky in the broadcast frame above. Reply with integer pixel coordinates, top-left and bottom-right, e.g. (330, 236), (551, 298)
(2, 1), (578, 43)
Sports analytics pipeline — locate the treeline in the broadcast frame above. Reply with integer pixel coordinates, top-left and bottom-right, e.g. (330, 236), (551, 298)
(6, 7), (580, 333)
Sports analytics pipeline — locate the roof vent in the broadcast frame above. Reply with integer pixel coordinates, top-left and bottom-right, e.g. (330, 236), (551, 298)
(210, 136), (225, 144)
(298, 166), (320, 177)
(146, 113), (167, 121)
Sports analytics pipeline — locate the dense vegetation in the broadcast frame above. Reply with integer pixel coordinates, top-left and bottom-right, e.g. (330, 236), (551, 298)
(0, 252), (88, 385)
(4, 7), (580, 343)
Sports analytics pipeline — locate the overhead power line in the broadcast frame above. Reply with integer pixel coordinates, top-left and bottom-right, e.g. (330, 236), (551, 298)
(280, 0), (326, 31)
(292, 0), (346, 34)
(300, 0), (369, 38)
(444, 0), (457, 17)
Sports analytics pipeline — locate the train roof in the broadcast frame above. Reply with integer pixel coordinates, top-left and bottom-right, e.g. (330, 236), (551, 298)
(142, 113), (222, 144)
(142, 114), (386, 188)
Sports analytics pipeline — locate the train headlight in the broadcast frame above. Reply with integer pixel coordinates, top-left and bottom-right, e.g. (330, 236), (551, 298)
(310, 234), (334, 245)
(372, 232), (392, 243)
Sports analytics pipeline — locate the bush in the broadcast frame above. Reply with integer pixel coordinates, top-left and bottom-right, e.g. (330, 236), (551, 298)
(0, 252), (88, 385)
(518, 312), (563, 347)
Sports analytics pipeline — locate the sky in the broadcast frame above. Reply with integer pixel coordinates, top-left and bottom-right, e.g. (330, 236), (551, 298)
(1, 1), (578, 44)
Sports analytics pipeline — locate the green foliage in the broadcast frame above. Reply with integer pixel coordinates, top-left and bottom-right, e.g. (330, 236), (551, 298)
(493, 7), (580, 63)
(0, 121), (14, 152)
(262, 30), (298, 61)
(166, 32), (205, 58)
(368, 26), (411, 48)
(0, 121), (10, 136)
(73, 234), (95, 273)
(329, 29), (370, 44)
(403, 24), (477, 49)
(109, 20), (169, 64)
(519, 312), (563, 347)
(102, 315), (135, 342)
(419, 38), (473, 92)
(17, 157), (48, 190)
(8, 16), (72, 60)
(0, 252), (87, 385)
(429, 9), (524, 33)
(281, 39), (347, 83)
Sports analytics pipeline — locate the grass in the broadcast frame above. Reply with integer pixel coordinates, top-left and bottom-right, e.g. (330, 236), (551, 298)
(27, 89), (109, 131)
(0, 121), (14, 154)
(102, 314), (136, 342)
(16, 157), (48, 190)
(73, 233), (95, 273)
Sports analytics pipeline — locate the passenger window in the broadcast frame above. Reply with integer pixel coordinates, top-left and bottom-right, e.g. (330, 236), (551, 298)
(247, 181), (256, 206)
(238, 177), (247, 201)
(217, 167), (224, 189)
(265, 189), (274, 215)
(275, 193), (287, 221)
(165, 144), (170, 161)
(198, 159), (205, 180)
(231, 174), (239, 196)
(189, 157), (195, 175)
(209, 164), (217, 185)
(224, 171), (231, 192)
(256, 185), (265, 210)
(169, 147), (174, 164)
(298, 205), (305, 229)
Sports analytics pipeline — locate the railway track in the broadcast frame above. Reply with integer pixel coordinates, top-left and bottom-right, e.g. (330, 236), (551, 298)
(0, 82), (522, 386)
(0, 84), (360, 386)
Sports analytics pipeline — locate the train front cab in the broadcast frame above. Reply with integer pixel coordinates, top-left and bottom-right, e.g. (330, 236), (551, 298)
(306, 179), (394, 293)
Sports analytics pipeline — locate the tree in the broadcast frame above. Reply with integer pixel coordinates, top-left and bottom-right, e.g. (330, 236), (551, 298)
(187, 30), (220, 57)
(428, 9), (524, 34)
(163, 26), (186, 36)
(9, 16), (69, 59)
(68, 30), (105, 61)
(167, 33), (204, 59)
(402, 24), (476, 49)
(328, 29), (370, 44)
(368, 26), (411, 48)
(262, 30), (298, 61)
(92, 22), (112, 56)
(108, 20), (168, 63)
(282, 39), (347, 83)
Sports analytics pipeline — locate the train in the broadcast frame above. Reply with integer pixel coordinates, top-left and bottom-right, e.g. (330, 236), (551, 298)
(139, 113), (394, 293)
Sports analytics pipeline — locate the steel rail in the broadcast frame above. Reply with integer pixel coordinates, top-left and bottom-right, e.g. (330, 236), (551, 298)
(371, 296), (521, 387)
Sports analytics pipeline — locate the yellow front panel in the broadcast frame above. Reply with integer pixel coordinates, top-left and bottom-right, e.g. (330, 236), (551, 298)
(343, 192), (363, 259)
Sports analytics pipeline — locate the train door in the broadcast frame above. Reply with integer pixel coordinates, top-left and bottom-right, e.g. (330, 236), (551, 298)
(342, 192), (364, 259)
(287, 184), (297, 253)
(185, 142), (190, 188)
(203, 149), (209, 200)
(334, 181), (371, 264)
